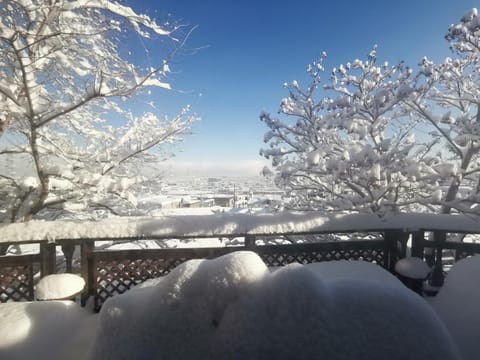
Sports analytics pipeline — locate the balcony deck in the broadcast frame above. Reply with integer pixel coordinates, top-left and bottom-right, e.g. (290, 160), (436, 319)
(1, 211), (480, 311)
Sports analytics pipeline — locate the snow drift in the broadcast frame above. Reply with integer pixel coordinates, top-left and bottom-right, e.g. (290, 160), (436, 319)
(432, 255), (480, 360)
(0, 301), (96, 360)
(90, 251), (460, 360)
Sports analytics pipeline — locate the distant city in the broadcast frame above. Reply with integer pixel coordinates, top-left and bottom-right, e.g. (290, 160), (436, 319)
(136, 176), (283, 215)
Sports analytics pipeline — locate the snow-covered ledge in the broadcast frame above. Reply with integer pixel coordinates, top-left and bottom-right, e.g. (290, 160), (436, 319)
(1, 212), (479, 245)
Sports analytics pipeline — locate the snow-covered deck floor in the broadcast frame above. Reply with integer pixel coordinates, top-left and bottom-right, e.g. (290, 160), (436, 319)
(2, 253), (478, 360)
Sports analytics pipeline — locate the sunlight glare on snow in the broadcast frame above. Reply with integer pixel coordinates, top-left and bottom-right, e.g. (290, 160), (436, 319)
(0, 303), (32, 348)
(432, 255), (480, 360)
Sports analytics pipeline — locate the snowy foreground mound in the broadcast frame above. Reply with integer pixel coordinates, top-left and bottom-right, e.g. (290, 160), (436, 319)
(91, 252), (460, 360)
(0, 301), (95, 360)
(432, 255), (480, 360)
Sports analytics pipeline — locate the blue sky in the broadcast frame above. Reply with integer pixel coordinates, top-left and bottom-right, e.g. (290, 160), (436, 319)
(124, 0), (478, 176)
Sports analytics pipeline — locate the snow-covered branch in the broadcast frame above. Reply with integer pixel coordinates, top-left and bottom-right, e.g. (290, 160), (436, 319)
(261, 49), (432, 214)
(261, 8), (480, 218)
(0, 1), (196, 224)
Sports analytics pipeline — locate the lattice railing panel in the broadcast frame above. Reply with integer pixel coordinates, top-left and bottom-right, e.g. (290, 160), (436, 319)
(95, 257), (189, 310)
(455, 248), (480, 262)
(258, 247), (386, 268)
(92, 242), (387, 311)
(0, 265), (34, 302)
(256, 240), (387, 269)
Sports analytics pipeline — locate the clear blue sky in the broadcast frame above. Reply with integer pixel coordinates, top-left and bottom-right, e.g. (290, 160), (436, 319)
(124, 0), (478, 176)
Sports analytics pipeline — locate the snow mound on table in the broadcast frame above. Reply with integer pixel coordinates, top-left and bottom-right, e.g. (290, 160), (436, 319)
(36, 273), (85, 300)
(432, 255), (480, 360)
(305, 259), (403, 285)
(90, 252), (460, 360)
(91, 251), (269, 360)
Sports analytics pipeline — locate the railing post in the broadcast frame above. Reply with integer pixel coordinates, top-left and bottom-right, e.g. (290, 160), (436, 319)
(245, 235), (256, 250)
(430, 231), (446, 287)
(384, 231), (396, 271)
(424, 231), (435, 267)
(384, 230), (408, 272)
(411, 231), (425, 258)
(27, 261), (35, 300)
(40, 242), (56, 277)
(80, 240), (95, 307)
(61, 242), (75, 273)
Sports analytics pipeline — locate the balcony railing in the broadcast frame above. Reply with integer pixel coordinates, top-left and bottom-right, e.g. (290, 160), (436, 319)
(1, 212), (480, 311)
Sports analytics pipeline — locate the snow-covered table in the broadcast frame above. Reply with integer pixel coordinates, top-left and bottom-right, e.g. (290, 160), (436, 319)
(36, 274), (85, 301)
(306, 259), (403, 286)
(90, 252), (460, 360)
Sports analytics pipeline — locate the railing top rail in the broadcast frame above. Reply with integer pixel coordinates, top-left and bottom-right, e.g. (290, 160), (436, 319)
(1, 212), (479, 245)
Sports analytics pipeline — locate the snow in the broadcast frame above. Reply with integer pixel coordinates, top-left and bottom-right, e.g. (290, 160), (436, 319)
(68, 0), (172, 36)
(19, 177), (39, 190)
(36, 274), (86, 300)
(0, 253), (469, 359)
(90, 251), (270, 359)
(0, 0), (196, 225)
(141, 77), (171, 89)
(101, 237), (227, 251)
(394, 257), (431, 279)
(431, 255), (480, 360)
(90, 251), (460, 360)
(433, 163), (458, 178)
(1, 212), (479, 245)
(306, 259), (402, 285)
(0, 301), (96, 360)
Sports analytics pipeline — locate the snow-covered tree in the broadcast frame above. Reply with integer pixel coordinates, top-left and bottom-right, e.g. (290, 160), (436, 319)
(261, 8), (480, 216)
(0, 0), (196, 224)
(260, 50), (436, 214)
(402, 8), (480, 215)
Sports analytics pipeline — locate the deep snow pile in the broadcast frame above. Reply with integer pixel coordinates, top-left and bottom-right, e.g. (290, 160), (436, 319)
(90, 252), (460, 360)
(432, 255), (480, 360)
(305, 259), (402, 284)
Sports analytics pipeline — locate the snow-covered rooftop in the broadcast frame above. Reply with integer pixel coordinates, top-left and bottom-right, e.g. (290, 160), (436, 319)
(1, 212), (479, 244)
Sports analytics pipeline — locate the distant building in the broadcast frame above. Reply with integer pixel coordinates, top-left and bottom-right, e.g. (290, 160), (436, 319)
(158, 198), (181, 209)
(138, 196), (182, 210)
(180, 197), (204, 208)
(201, 198), (215, 207)
(211, 195), (235, 207)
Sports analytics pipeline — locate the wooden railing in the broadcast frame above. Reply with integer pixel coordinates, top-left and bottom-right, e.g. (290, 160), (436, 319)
(89, 236), (390, 311)
(0, 253), (38, 302)
(1, 212), (479, 311)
